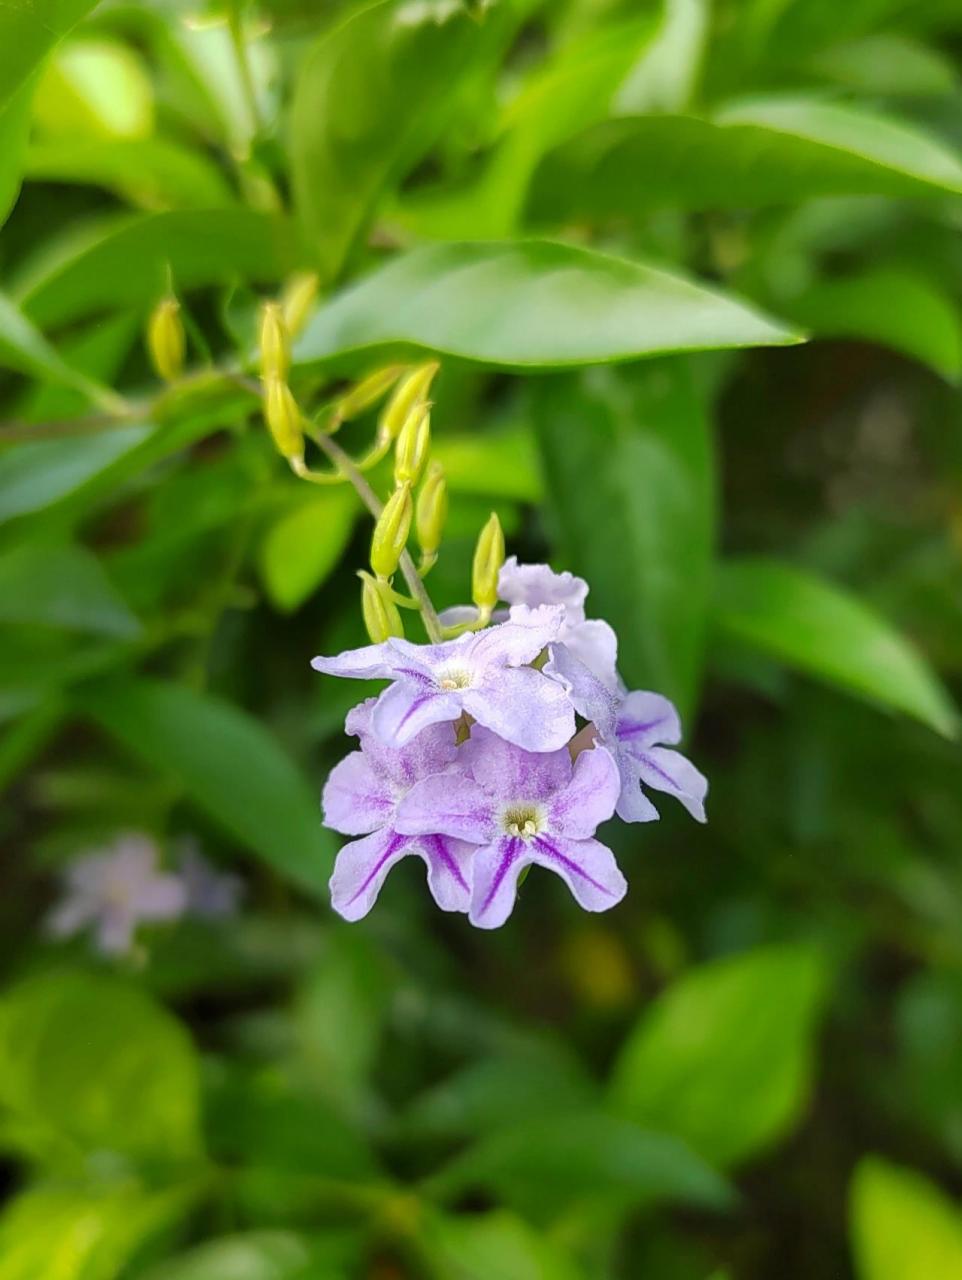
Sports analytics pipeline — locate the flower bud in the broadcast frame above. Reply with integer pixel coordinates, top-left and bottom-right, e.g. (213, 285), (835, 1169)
(259, 301), (290, 381)
(264, 376), (303, 460)
(378, 361), (439, 443)
(370, 482), (413, 579)
(472, 512), (504, 613)
(416, 461), (448, 558)
(393, 403), (431, 488)
(281, 271), (320, 337)
(361, 573), (404, 642)
(334, 366), (403, 422)
(147, 297), (185, 383)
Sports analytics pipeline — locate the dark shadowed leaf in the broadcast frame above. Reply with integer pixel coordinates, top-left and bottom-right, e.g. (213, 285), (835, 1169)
(0, 543), (140, 638)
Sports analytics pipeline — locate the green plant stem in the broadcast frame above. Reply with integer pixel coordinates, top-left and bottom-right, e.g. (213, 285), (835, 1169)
(227, 3), (265, 138)
(311, 431), (444, 643)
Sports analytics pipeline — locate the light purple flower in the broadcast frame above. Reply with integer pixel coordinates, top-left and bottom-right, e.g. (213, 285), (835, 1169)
(323, 699), (474, 921)
(545, 643), (707, 825)
(177, 842), (243, 919)
(396, 726), (626, 929)
(312, 605), (574, 752)
(46, 833), (187, 956)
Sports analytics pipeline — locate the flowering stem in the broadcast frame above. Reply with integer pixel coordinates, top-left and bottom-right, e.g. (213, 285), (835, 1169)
(311, 431), (444, 644)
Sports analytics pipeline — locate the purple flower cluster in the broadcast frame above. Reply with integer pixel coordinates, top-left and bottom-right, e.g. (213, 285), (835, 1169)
(312, 561), (707, 929)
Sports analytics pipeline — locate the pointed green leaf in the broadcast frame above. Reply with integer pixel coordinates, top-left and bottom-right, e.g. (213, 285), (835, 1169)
(0, 543), (140, 638)
(851, 1158), (962, 1280)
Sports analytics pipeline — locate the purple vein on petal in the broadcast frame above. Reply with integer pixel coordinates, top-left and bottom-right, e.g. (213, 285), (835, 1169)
(480, 837), (520, 915)
(636, 751), (681, 790)
(616, 719), (666, 740)
(348, 831), (407, 906)
(396, 692), (435, 732)
(533, 835), (614, 895)
(423, 834), (469, 891)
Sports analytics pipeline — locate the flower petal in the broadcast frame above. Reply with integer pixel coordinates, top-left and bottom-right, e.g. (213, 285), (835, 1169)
(616, 690), (682, 750)
(544, 642), (619, 736)
(637, 746), (708, 823)
(371, 681), (463, 747)
(467, 604), (564, 669)
(469, 836), (528, 929)
(329, 829), (411, 922)
(465, 665), (575, 752)
(311, 641), (398, 681)
(531, 835), (627, 913)
(416, 834), (474, 913)
(499, 558), (588, 615)
(131, 874), (187, 922)
(395, 770), (496, 843)
(614, 766), (661, 823)
(322, 750), (395, 835)
(548, 744), (620, 839)
(562, 618), (620, 690)
(458, 725), (571, 801)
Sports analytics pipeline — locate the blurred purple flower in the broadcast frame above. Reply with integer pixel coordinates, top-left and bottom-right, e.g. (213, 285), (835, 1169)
(312, 604), (574, 751)
(396, 726), (625, 929)
(545, 643), (707, 824)
(177, 842), (243, 919)
(46, 833), (186, 956)
(323, 699), (473, 921)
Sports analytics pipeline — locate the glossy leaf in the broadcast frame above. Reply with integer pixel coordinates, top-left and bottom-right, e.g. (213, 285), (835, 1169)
(0, 543), (140, 638)
(780, 267), (962, 381)
(82, 678), (336, 897)
(15, 210), (298, 329)
(534, 360), (714, 712)
(610, 944), (826, 1168)
(714, 558), (959, 737)
(294, 240), (800, 370)
(290, 0), (501, 281)
(0, 970), (201, 1169)
(527, 98), (962, 223)
(258, 489), (358, 613)
(851, 1158), (962, 1280)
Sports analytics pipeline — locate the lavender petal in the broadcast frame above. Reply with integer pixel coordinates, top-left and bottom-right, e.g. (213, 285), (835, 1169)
(465, 665), (575, 752)
(322, 750), (395, 836)
(548, 744), (620, 839)
(469, 836), (527, 929)
(329, 828), (411, 922)
(371, 682), (463, 747)
(531, 834), (627, 913)
(637, 746), (708, 823)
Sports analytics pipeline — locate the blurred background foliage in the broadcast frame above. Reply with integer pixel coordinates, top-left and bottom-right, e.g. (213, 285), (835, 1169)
(0, 0), (961, 1275)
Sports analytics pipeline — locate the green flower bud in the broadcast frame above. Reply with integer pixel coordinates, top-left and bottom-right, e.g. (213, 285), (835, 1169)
(361, 573), (404, 642)
(378, 361), (439, 443)
(259, 301), (290, 381)
(264, 376), (303, 460)
(334, 366), (403, 422)
(416, 461), (448, 558)
(281, 271), (320, 337)
(472, 512), (504, 613)
(147, 297), (185, 383)
(370, 482), (413, 579)
(393, 403), (431, 488)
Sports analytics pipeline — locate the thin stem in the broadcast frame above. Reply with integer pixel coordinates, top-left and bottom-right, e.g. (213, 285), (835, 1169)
(227, 3), (265, 138)
(313, 432), (444, 644)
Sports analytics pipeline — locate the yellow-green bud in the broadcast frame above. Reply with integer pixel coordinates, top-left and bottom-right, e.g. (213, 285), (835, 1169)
(281, 271), (320, 337)
(378, 361), (439, 443)
(416, 461), (448, 557)
(259, 301), (290, 381)
(393, 404), (431, 488)
(370, 483), (413, 579)
(472, 512), (505, 613)
(334, 366), (403, 422)
(147, 297), (185, 383)
(264, 376), (303, 460)
(361, 573), (404, 642)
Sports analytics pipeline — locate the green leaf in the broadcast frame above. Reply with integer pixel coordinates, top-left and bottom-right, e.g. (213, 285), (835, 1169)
(0, 970), (201, 1169)
(293, 241), (800, 371)
(0, 0), (103, 117)
(851, 1157), (962, 1280)
(433, 427), (543, 503)
(14, 210), (298, 330)
(0, 543), (140, 638)
(0, 1183), (192, 1280)
(714, 558), (959, 738)
(806, 34), (958, 97)
(534, 360), (713, 712)
(528, 98), (962, 223)
(290, 0), (503, 282)
(610, 944), (827, 1168)
(779, 268), (962, 381)
(81, 677), (336, 898)
(0, 80), (34, 228)
(420, 1209), (586, 1280)
(0, 290), (116, 407)
(0, 428), (153, 525)
(139, 1232), (348, 1280)
(258, 489), (358, 613)
(428, 1110), (733, 1217)
(25, 137), (236, 210)
(33, 37), (154, 140)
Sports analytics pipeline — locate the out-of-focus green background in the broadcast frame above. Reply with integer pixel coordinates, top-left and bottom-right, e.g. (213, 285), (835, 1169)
(1, 1), (962, 1276)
